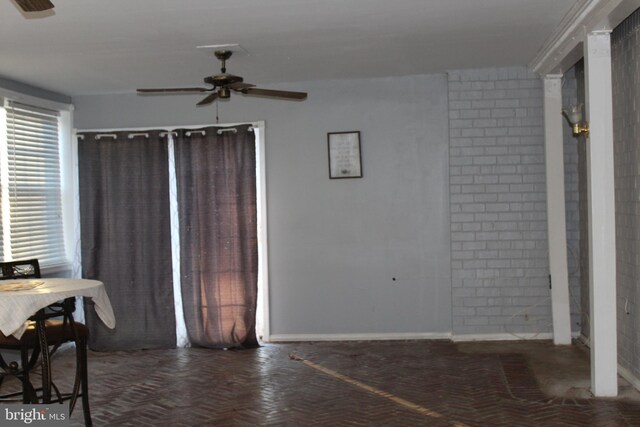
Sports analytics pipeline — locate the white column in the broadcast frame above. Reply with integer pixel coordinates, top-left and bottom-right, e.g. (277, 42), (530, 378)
(584, 30), (618, 397)
(543, 75), (572, 345)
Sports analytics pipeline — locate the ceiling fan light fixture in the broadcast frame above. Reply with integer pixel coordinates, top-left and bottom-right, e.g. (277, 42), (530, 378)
(218, 87), (231, 99)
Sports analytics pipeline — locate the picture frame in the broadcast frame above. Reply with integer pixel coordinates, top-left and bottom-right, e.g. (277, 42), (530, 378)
(327, 131), (362, 179)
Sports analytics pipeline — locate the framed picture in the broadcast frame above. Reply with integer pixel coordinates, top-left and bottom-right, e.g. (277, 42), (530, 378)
(328, 131), (362, 179)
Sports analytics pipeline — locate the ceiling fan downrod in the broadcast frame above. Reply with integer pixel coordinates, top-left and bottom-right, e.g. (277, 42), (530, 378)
(215, 50), (233, 74)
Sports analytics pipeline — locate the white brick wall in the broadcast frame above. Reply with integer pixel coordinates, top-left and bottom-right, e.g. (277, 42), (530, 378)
(612, 10), (640, 382)
(448, 67), (552, 335)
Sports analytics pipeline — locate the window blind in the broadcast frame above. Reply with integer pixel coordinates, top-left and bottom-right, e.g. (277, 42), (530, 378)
(4, 100), (66, 267)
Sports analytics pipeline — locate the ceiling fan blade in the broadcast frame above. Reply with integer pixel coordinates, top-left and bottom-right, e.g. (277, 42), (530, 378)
(15, 0), (54, 12)
(241, 88), (307, 100)
(196, 92), (219, 106)
(228, 82), (256, 91)
(137, 87), (209, 94)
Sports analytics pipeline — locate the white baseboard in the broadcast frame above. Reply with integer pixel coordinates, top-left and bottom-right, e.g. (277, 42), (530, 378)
(577, 334), (590, 346)
(618, 365), (640, 392)
(267, 332), (452, 342)
(451, 332), (554, 342)
(267, 331), (559, 343)
(568, 335), (640, 393)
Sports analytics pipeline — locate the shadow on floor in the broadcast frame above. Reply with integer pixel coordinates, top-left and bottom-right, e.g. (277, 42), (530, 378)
(457, 339), (640, 402)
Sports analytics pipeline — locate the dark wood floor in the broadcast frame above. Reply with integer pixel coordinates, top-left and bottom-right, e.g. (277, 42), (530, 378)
(3, 340), (640, 426)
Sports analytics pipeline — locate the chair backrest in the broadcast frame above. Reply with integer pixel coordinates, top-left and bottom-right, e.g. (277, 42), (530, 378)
(0, 259), (41, 280)
(0, 259), (74, 319)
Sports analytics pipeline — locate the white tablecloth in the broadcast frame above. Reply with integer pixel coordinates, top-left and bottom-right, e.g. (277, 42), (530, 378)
(0, 278), (116, 338)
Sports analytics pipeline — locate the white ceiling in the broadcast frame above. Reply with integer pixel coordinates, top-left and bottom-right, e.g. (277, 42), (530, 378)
(0, 0), (577, 97)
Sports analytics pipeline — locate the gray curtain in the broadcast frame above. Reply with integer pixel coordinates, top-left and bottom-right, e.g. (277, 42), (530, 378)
(78, 131), (176, 351)
(174, 125), (259, 348)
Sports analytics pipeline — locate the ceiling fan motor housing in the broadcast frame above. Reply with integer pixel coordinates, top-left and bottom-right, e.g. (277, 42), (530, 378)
(204, 74), (244, 87)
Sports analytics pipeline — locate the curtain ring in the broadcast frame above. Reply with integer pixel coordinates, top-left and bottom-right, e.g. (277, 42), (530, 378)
(186, 130), (206, 137)
(217, 128), (238, 135)
(95, 134), (118, 140)
(128, 133), (149, 139)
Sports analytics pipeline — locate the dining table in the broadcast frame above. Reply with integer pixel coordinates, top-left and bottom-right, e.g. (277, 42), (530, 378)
(0, 277), (115, 405)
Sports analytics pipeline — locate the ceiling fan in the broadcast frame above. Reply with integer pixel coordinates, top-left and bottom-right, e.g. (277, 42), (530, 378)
(137, 50), (308, 106)
(15, 0), (54, 12)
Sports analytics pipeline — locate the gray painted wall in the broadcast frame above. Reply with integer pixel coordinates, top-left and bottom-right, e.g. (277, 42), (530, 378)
(561, 65), (584, 334)
(561, 61), (591, 341)
(0, 77), (71, 104)
(73, 74), (453, 337)
(10, 66), (582, 340)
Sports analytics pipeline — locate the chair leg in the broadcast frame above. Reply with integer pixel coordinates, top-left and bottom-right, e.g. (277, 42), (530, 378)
(79, 337), (92, 427)
(20, 345), (38, 403)
(67, 335), (92, 426)
(0, 350), (36, 403)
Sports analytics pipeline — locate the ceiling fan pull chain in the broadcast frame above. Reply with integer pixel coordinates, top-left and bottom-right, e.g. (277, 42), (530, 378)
(216, 102), (219, 124)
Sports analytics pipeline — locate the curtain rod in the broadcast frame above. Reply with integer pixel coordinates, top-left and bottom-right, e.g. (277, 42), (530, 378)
(75, 121), (264, 134)
(79, 127), (256, 141)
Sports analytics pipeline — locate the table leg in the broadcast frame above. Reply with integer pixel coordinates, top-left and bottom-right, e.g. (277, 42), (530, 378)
(34, 317), (51, 403)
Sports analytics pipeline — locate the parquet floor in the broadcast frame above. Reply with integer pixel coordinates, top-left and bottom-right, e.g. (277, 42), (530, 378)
(2, 340), (640, 426)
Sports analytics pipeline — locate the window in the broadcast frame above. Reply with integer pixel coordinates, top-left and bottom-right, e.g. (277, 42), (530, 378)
(0, 99), (68, 268)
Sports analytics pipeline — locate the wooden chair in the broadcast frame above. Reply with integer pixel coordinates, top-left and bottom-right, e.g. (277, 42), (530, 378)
(0, 259), (92, 426)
